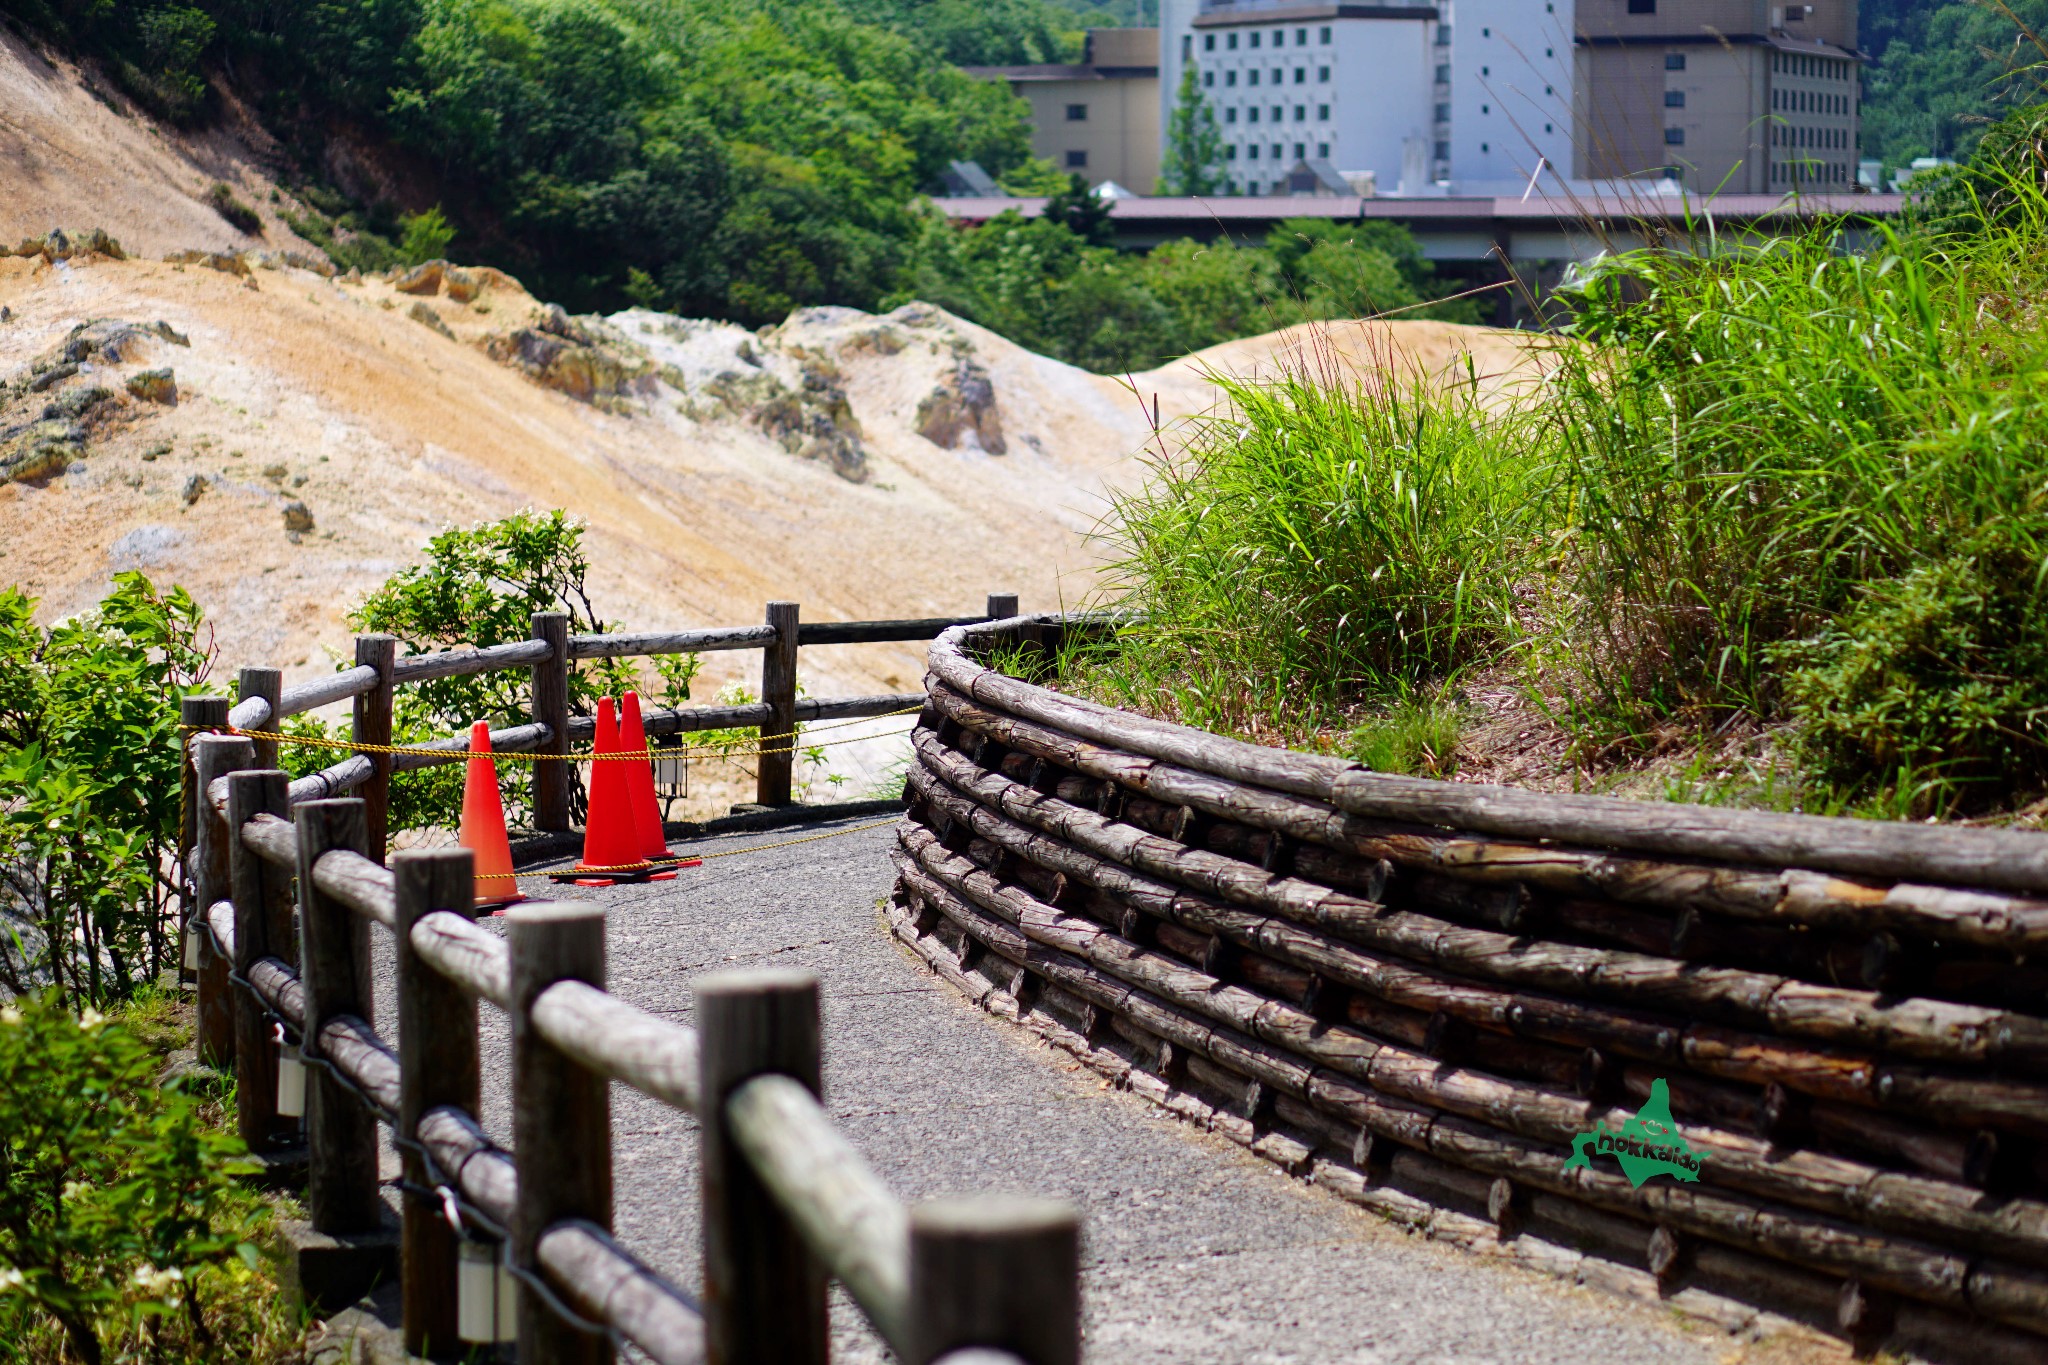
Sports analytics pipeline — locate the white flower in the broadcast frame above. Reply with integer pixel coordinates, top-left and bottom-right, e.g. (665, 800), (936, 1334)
(130, 1265), (183, 1299)
(76, 1007), (104, 1030)
(0, 1266), (25, 1293)
(0, 1006), (21, 1026)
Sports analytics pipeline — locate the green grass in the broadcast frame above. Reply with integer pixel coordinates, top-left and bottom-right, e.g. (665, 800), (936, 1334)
(1054, 133), (2048, 817)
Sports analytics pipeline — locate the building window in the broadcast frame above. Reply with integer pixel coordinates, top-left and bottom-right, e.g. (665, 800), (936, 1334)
(1273, 29), (1283, 46)
(1294, 66), (1307, 84)
(1629, 0), (1655, 12)
(1226, 145), (1238, 160)
(1294, 105), (1306, 121)
(1317, 66), (1330, 82)
(1434, 140), (1450, 160)
(1481, 104), (1490, 115)
(1434, 103), (1450, 122)
(1296, 28), (1307, 45)
(1319, 25), (1331, 43)
(1225, 107), (1238, 123)
(1247, 106), (1258, 123)
(1227, 33), (1238, 50)
(1065, 103), (1087, 121)
(1435, 63), (1450, 83)
(1482, 65), (1490, 76)
(1248, 144), (1259, 160)
(1204, 33), (1215, 51)
(1272, 105), (1283, 122)
(1182, 35), (1192, 60)
(1225, 71), (1236, 86)
(1294, 142), (1306, 160)
(1481, 141), (1490, 153)
(1272, 143), (1283, 161)
(1203, 70), (1214, 87)
(1664, 91), (1684, 108)
(1249, 31), (1260, 48)
(1065, 150), (1087, 168)
(1664, 127), (1685, 145)
(1435, 26), (1450, 45)
(1317, 103), (1329, 119)
(1317, 141), (1329, 156)
(1545, 122), (1553, 133)
(1248, 69), (1260, 86)
(1665, 52), (1686, 71)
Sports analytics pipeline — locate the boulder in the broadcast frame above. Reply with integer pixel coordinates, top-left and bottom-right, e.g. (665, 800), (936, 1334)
(282, 501), (315, 533)
(8, 228), (126, 263)
(181, 473), (208, 505)
(393, 260), (445, 295)
(0, 419), (84, 482)
(125, 369), (177, 405)
(443, 267), (481, 303)
(480, 312), (657, 412)
(164, 249), (251, 278)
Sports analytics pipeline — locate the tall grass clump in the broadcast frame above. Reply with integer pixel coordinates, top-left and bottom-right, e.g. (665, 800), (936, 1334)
(1081, 345), (1542, 740)
(1539, 162), (2048, 809)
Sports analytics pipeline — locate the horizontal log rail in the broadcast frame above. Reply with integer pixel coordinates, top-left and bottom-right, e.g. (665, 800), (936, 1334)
(180, 591), (1075, 1363)
(884, 617), (2048, 1359)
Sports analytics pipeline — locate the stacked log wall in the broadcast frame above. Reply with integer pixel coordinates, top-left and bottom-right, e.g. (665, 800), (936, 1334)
(887, 620), (2048, 1362)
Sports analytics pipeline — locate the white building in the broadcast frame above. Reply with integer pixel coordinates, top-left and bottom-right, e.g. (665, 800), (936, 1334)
(1442, 1), (1576, 192)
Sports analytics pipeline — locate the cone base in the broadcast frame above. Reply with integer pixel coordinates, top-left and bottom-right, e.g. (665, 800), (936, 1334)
(560, 868), (679, 888)
(476, 891), (528, 911)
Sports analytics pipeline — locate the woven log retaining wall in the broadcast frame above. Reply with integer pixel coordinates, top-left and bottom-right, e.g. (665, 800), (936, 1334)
(887, 618), (2048, 1363)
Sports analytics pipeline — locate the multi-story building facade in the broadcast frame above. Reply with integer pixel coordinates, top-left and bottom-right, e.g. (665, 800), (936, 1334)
(1152, 0), (1861, 198)
(965, 29), (1162, 191)
(1573, 1), (1860, 192)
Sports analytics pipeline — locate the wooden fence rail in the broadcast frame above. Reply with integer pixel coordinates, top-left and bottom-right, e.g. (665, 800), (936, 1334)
(886, 616), (2048, 1364)
(179, 596), (1077, 1363)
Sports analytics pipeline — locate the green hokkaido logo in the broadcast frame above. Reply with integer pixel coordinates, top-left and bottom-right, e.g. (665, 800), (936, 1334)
(1563, 1078), (1703, 1189)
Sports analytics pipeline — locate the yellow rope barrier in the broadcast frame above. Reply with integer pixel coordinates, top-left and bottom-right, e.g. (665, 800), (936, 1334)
(182, 705), (924, 765)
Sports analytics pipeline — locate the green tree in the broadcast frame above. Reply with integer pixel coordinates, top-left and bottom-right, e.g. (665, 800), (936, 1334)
(1160, 60), (1224, 196)
(1860, 0), (2048, 173)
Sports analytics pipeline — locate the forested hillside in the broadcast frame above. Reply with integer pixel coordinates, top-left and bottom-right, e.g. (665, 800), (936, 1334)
(1861, 0), (2048, 171)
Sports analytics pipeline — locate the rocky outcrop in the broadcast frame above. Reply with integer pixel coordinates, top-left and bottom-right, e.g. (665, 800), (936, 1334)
(479, 305), (657, 412)
(393, 260), (444, 295)
(914, 358), (1005, 454)
(164, 248), (250, 277)
(7, 228), (126, 263)
(125, 368), (177, 404)
(0, 319), (191, 480)
(753, 357), (867, 480)
(408, 300), (455, 339)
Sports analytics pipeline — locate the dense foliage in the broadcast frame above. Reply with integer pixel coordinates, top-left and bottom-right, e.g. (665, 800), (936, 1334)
(1860, 0), (2048, 174)
(0, 576), (211, 1003)
(1076, 117), (2048, 815)
(895, 212), (1477, 373)
(0, 992), (290, 1365)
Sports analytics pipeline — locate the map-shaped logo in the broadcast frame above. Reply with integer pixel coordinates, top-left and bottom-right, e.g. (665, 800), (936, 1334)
(1562, 1078), (1703, 1189)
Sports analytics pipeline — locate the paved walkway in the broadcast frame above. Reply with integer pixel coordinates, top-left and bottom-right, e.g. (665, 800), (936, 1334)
(377, 816), (1783, 1364)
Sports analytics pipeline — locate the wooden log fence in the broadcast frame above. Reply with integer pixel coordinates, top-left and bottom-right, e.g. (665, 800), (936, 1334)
(180, 597), (1083, 1363)
(884, 616), (2048, 1362)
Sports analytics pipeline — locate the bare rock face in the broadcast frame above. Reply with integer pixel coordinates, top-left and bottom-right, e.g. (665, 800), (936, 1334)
(164, 248), (250, 277)
(0, 318), (194, 480)
(443, 267), (481, 303)
(479, 306), (658, 412)
(915, 358), (1005, 454)
(753, 358), (868, 480)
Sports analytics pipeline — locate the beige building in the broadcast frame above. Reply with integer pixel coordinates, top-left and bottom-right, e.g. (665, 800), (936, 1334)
(1574, 2), (1860, 193)
(966, 29), (1162, 192)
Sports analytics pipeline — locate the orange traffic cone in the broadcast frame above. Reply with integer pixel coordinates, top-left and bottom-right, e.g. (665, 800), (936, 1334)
(458, 721), (525, 911)
(555, 697), (658, 887)
(621, 691), (700, 870)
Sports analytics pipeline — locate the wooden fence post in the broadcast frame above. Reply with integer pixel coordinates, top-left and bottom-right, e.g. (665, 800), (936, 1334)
(905, 1196), (1080, 1365)
(985, 593), (1019, 620)
(190, 733), (252, 1068)
(531, 611), (572, 833)
(354, 635), (397, 864)
(295, 798), (382, 1233)
(179, 695), (229, 976)
(756, 602), (800, 807)
(507, 903), (613, 1365)
(226, 768), (292, 1150)
(696, 968), (826, 1365)
(395, 848), (480, 1360)
(238, 667), (283, 770)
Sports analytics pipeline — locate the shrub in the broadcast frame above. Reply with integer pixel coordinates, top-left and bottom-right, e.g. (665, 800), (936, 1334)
(0, 991), (287, 1365)
(0, 576), (212, 1002)
(204, 183), (260, 236)
(397, 205), (454, 266)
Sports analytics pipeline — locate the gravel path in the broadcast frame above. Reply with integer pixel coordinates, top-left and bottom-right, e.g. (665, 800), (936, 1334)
(375, 815), (1770, 1364)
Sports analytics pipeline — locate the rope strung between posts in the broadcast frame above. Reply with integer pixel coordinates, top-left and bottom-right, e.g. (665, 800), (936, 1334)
(473, 816), (905, 883)
(179, 704), (924, 764)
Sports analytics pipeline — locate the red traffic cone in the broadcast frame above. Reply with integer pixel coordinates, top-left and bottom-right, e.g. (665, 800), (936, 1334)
(458, 721), (525, 911)
(621, 692), (700, 870)
(556, 698), (658, 887)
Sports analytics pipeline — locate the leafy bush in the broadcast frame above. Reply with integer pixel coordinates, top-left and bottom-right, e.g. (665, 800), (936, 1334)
(397, 205), (455, 265)
(203, 183), (259, 235)
(0, 576), (212, 1002)
(0, 991), (289, 1365)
